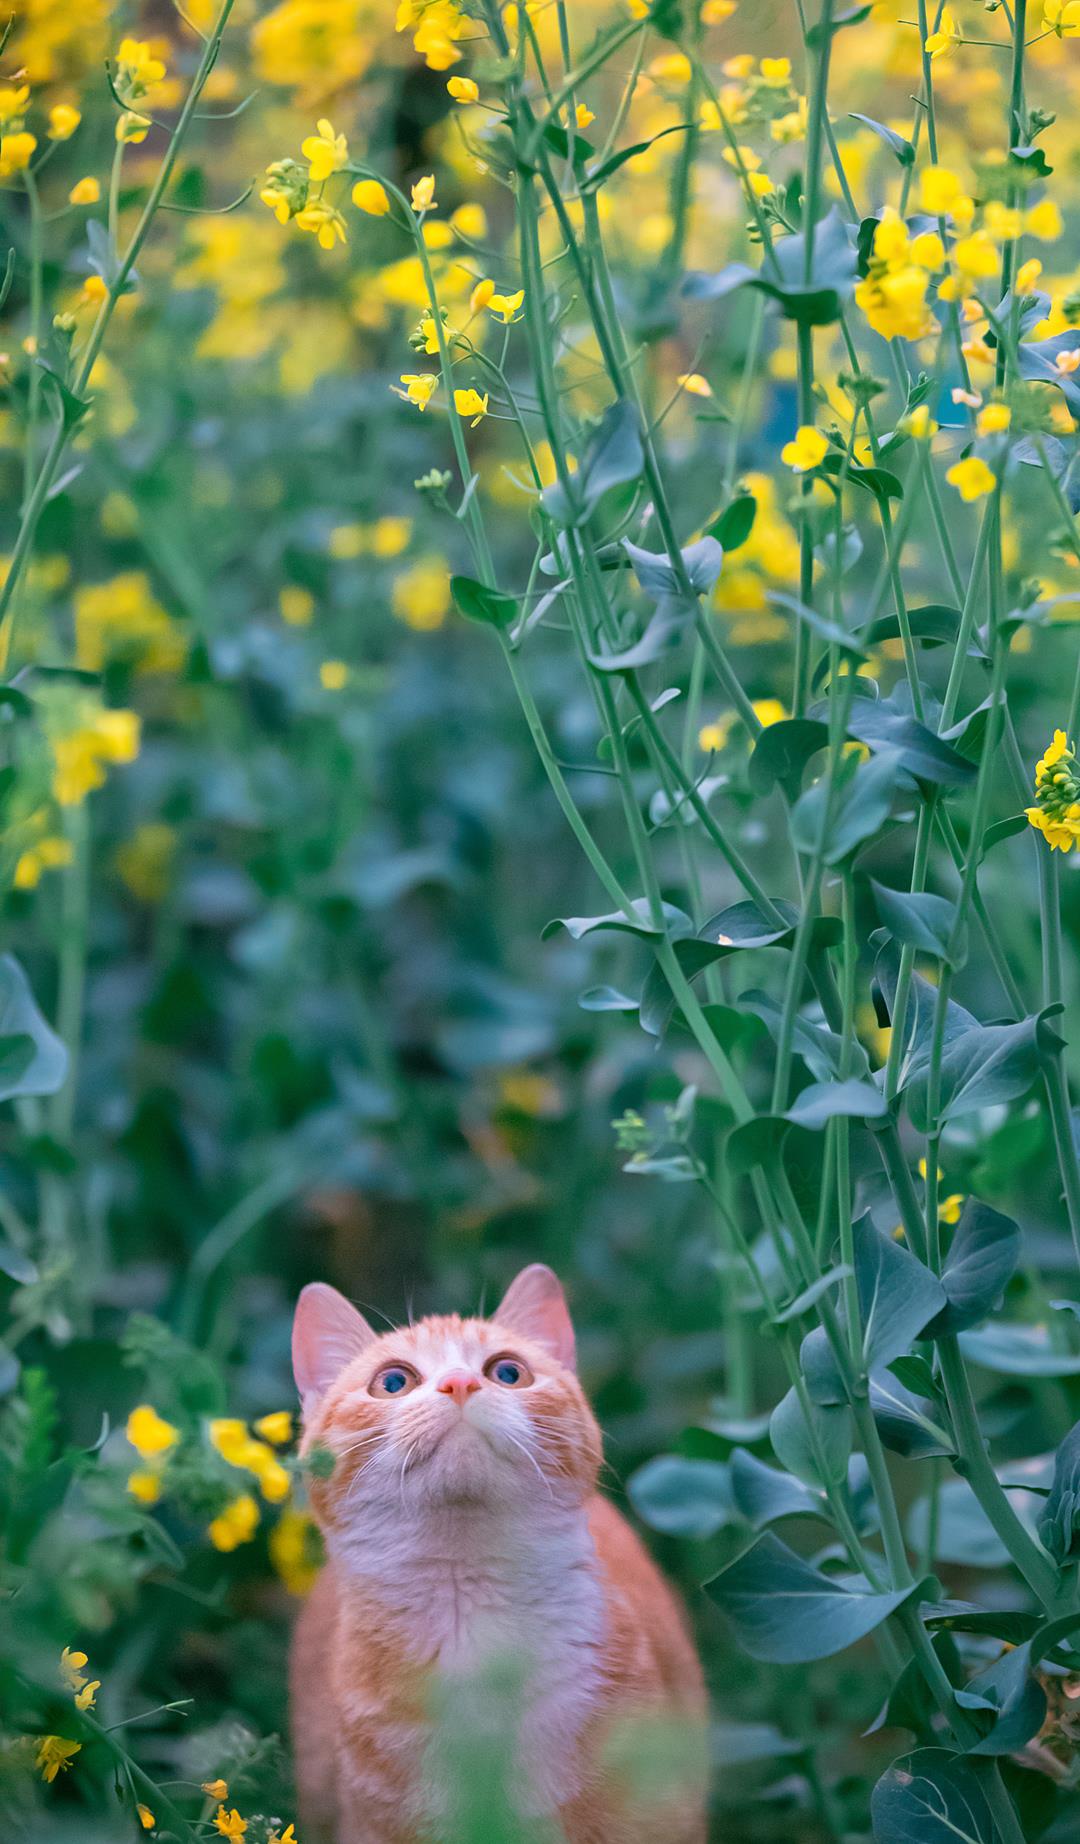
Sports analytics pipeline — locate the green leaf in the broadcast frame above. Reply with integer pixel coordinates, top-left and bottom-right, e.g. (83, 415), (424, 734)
(959, 1322), (1080, 1377)
(541, 899), (691, 942)
(955, 1642), (1047, 1756)
(684, 208), (857, 327)
(860, 604), (960, 650)
(627, 1454), (733, 1539)
(36, 361), (92, 435)
(707, 494), (757, 551)
(541, 121), (595, 164)
(871, 1748), (995, 1843)
(786, 1079), (888, 1127)
(772, 1266), (854, 1326)
(729, 1448), (825, 1529)
(906, 1013), (1046, 1131)
(871, 882), (964, 967)
(450, 574), (518, 630)
(807, 1), (872, 45)
(748, 718), (829, 800)
(926, 1202), (1021, 1337)
(770, 1384), (851, 1487)
(543, 399), (643, 525)
(0, 956), (67, 1104)
(772, 589), (868, 660)
(1037, 1421), (1080, 1562)
(583, 121), (691, 191)
(639, 900), (841, 1039)
(819, 453), (904, 506)
(586, 610), (685, 673)
(842, 699), (977, 787)
(870, 1370), (954, 1460)
(849, 111), (915, 166)
(981, 812), (1029, 856)
(706, 1532), (923, 1664)
(791, 751), (899, 864)
(853, 1215), (946, 1372)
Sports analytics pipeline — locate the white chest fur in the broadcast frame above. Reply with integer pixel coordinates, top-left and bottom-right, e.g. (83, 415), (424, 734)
(332, 1502), (607, 1817)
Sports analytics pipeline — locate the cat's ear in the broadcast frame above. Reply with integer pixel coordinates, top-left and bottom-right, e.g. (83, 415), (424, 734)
(292, 1282), (378, 1407)
(492, 1264), (576, 1371)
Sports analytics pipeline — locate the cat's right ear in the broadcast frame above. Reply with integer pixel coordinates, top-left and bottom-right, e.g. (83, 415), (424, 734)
(292, 1282), (377, 1409)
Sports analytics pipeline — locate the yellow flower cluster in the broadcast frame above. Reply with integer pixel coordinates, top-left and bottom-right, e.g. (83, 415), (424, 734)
(855, 210), (940, 343)
(126, 1401), (180, 1504)
(396, 0), (469, 71)
(50, 707), (140, 808)
(60, 1645), (100, 1712)
(1027, 729), (1080, 850)
(75, 572), (185, 676)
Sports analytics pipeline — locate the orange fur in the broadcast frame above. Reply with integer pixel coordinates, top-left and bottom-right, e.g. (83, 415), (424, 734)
(290, 1267), (707, 1844)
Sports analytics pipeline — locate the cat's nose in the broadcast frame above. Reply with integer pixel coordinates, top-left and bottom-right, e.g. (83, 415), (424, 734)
(436, 1369), (482, 1405)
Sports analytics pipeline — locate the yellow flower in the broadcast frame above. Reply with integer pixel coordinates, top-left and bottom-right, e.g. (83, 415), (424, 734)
(209, 1418), (255, 1466)
(487, 289), (524, 323)
(454, 386), (489, 425)
(371, 516), (412, 557)
(254, 1411), (294, 1445)
(294, 200), (347, 249)
(759, 56), (791, 85)
(270, 1507), (323, 1596)
(410, 174), (437, 212)
(470, 277), (495, 313)
(0, 85), (29, 127)
(36, 1737), (81, 1783)
(953, 232), (998, 282)
(53, 708), (140, 806)
(909, 231), (945, 270)
(301, 117), (347, 181)
(127, 1469), (162, 1505)
(208, 1493), (260, 1553)
(976, 402), (1011, 435)
(114, 37), (166, 104)
(69, 176), (100, 205)
(267, 1829), (297, 1844)
(48, 103), (80, 140)
(202, 1780), (229, 1801)
(925, 5), (959, 55)
(14, 835), (73, 890)
(397, 372), (438, 410)
(320, 659), (348, 690)
(1027, 730), (1080, 850)
(447, 76), (478, 102)
(280, 586), (315, 626)
(1015, 257), (1043, 294)
(214, 1808), (248, 1839)
(905, 404), (938, 440)
(352, 178), (390, 215)
(946, 455), (997, 500)
(919, 165), (967, 218)
(60, 1648), (101, 1712)
(450, 202), (486, 240)
(1044, 0), (1080, 35)
(781, 425), (827, 471)
(0, 131), (37, 174)
(138, 1806), (155, 1830)
(576, 103), (594, 127)
(127, 1404), (180, 1461)
(1026, 199), (1063, 242)
(677, 373), (712, 398)
(393, 556), (451, 630)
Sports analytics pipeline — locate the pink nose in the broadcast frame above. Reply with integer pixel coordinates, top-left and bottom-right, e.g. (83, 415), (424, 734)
(436, 1369), (482, 1405)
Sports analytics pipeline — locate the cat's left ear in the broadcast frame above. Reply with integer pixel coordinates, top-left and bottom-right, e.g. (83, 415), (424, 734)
(292, 1282), (378, 1409)
(492, 1264), (576, 1371)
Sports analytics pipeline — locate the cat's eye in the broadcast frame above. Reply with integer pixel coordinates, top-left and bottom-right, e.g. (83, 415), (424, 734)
(369, 1363), (420, 1398)
(484, 1355), (534, 1388)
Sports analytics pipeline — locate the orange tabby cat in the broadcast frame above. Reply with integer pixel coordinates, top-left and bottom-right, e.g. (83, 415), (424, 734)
(290, 1264), (708, 1844)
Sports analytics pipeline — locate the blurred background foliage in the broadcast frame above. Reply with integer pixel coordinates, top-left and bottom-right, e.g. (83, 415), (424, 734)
(3, 0), (1080, 1838)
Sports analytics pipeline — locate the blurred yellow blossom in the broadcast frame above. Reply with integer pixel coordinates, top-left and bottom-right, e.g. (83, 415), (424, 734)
(48, 102), (80, 139)
(781, 425), (827, 471)
(69, 175), (100, 204)
(208, 1494), (260, 1553)
(393, 556), (451, 630)
(320, 660), (348, 689)
(946, 455), (997, 500)
(270, 1506), (323, 1595)
(127, 1405), (179, 1460)
(352, 178), (390, 215)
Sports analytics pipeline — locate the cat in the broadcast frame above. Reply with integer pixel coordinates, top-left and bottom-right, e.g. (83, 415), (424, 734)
(289, 1263), (708, 1844)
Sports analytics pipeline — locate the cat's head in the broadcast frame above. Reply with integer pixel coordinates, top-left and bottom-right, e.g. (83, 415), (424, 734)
(292, 1265), (602, 1528)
